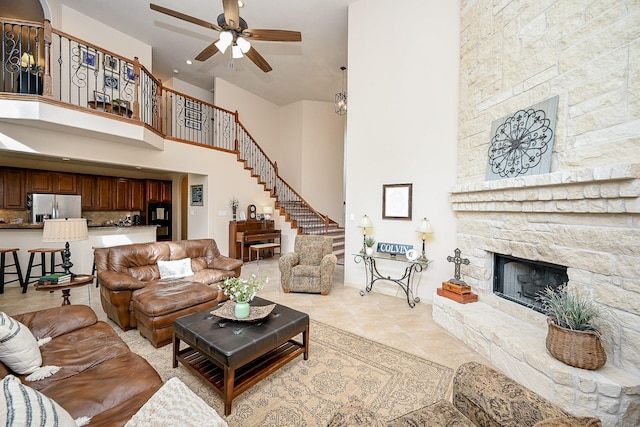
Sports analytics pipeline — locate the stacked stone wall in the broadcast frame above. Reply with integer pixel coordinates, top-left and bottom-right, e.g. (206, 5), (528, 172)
(447, 1), (640, 424)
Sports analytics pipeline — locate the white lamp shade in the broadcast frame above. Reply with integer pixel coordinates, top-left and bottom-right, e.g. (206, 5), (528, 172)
(415, 218), (433, 234)
(42, 218), (89, 242)
(232, 45), (243, 59)
(215, 31), (233, 53)
(358, 215), (373, 229)
(263, 206), (273, 215)
(236, 37), (251, 53)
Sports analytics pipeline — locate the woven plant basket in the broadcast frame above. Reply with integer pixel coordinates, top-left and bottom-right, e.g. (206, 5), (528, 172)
(546, 319), (606, 370)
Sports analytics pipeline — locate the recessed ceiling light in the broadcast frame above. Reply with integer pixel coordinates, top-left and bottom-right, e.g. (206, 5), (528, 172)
(173, 69), (179, 74)
(186, 60), (192, 65)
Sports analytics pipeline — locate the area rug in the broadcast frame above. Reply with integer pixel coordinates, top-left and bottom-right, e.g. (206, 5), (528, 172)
(115, 320), (453, 427)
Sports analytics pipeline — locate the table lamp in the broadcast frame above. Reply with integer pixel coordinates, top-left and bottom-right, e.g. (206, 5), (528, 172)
(42, 218), (89, 277)
(358, 215), (373, 254)
(263, 206), (273, 220)
(415, 218), (433, 261)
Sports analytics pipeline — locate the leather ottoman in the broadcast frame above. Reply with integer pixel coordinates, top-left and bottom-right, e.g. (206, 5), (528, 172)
(132, 281), (221, 347)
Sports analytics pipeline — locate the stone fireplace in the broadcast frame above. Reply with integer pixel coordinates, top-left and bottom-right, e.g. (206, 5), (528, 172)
(433, 165), (640, 425)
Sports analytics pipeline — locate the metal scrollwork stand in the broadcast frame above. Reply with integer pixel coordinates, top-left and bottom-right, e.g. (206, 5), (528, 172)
(354, 254), (428, 308)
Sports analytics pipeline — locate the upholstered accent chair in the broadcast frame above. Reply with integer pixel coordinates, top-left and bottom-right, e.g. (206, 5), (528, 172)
(279, 235), (337, 295)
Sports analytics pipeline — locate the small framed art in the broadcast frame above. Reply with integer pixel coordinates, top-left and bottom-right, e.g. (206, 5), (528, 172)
(80, 47), (97, 69)
(104, 54), (119, 72)
(382, 183), (412, 220)
(190, 184), (204, 206)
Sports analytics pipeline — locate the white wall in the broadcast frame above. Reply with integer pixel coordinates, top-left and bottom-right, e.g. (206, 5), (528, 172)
(166, 78), (214, 104)
(301, 101), (345, 225)
(59, 5), (152, 70)
(344, 0), (460, 301)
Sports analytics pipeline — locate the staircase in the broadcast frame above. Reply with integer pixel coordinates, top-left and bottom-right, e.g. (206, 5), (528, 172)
(234, 122), (345, 264)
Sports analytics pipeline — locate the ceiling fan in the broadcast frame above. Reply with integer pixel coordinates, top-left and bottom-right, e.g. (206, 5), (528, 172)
(150, 1), (302, 72)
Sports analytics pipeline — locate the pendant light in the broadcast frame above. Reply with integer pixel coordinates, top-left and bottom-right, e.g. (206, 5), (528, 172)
(335, 66), (347, 116)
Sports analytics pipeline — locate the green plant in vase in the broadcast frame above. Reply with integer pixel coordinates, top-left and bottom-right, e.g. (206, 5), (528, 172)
(364, 237), (375, 255)
(218, 274), (268, 319)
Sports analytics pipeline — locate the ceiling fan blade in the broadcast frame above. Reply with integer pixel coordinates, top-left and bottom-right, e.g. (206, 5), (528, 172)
(195, 42), (220, 61)
(221, 0), (240, 29)
(243, 29), (302, 42)
(150, 3), (221, 31)
(245, 47), (273, 73)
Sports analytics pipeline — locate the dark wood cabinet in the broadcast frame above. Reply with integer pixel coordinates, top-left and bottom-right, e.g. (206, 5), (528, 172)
(146, 179), (172, 203)
(27, 170), (77, 194)
(94, 176), (113, 210)
(2, 168), (26, 209)
(113, 178), (129, 210)
(130, 179), (145, 211)
(79, 175), (96, 210)
(53, 173), (77, 194)
(27, 170), (53, 193)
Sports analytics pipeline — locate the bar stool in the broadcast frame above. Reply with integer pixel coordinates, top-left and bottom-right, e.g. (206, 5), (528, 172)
(23, 248), (65, 293)
(91, 246), (103, 288)
(0, 249), (24, 294)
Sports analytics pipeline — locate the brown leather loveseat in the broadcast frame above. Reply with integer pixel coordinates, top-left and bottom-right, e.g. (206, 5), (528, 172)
(95, 238), (242, 347)
(1, 305), (163, 426)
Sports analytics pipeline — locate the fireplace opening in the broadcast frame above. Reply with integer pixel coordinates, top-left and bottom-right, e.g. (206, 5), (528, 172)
(493, 254), (568, 312)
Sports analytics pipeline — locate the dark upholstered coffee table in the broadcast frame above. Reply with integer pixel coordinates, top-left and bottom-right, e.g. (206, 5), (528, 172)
(172, 297), (309, 415)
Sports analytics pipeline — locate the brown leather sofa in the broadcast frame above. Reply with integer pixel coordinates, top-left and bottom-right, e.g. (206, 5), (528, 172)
(95, 238), (243, 347)
(1, 305), (163, 426)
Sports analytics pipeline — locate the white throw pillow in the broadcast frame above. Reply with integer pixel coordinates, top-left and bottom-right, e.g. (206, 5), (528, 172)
(125, 377), (227, 427)
(0, 312), (60, 381)
(157, 258), (194, 280)
(0, 375), (89, 427)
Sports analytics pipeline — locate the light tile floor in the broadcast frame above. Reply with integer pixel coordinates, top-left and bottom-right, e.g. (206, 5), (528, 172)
(0, 258), (489, 370)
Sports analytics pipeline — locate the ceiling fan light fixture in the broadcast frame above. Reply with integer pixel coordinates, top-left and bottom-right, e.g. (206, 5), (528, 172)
(215, 31), (233, 54)
(232, 44), (244, 59)
(236, 37), (251, 54)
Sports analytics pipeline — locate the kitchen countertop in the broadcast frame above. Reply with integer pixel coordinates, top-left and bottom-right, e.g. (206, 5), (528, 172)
(0, 224), (157, 229)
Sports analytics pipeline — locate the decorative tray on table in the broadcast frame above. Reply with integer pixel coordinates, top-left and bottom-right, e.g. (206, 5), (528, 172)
(210, 301), (276, 322)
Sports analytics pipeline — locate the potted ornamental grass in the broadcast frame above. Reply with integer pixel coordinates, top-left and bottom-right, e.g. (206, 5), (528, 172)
(218, 274), (268, 319)
(537, 284), (607, 370)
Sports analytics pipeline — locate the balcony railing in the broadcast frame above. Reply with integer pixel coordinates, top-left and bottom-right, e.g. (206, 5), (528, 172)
(1, 17), (336, 235)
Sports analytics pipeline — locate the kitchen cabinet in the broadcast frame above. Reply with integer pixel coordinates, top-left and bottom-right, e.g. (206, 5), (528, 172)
(54, 173), (77, 194)
(79, 175), (96, 210)
(146, 179), (172, 203)
(130, 179), (145, 211)
(2, 168), (26, 209)
(94, 176), (113, 210)
(27, 170), (77, 194)
(114, 178), (145, 210)
(113, 178), (129, 210)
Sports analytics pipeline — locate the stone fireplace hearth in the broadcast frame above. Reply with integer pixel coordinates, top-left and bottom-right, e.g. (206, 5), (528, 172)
(433, 164), (640, 426)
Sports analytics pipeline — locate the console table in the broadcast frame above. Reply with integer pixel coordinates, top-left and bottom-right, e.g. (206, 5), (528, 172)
(354, 253), (431, 307)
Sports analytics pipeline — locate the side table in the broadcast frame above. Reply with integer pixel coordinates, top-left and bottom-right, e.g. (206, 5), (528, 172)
(35, 274), (94, 306)
(354, 253), (431, 307)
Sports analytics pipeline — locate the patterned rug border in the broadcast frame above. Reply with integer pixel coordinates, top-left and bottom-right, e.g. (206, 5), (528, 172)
(116, 318), (454, 426)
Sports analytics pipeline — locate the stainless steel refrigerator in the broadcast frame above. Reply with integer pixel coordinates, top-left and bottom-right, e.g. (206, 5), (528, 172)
(30, 194), (82, 223)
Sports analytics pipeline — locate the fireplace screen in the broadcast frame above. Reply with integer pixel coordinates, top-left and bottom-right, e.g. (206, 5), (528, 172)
(493, 254), (568, 312)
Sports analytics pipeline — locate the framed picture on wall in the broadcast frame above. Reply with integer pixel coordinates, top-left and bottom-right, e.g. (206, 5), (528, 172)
(382, 183), (412, 220)
(104, 54), (119, 72)
(80, 47), (97, 69)
(190, 184), (203, 206)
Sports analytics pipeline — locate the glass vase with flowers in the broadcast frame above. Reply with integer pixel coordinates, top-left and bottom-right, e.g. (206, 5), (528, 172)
(218, 274), (268, 319)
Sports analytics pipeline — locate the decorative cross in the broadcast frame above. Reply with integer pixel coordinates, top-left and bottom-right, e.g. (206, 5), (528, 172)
(447, 248), (470, 285)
